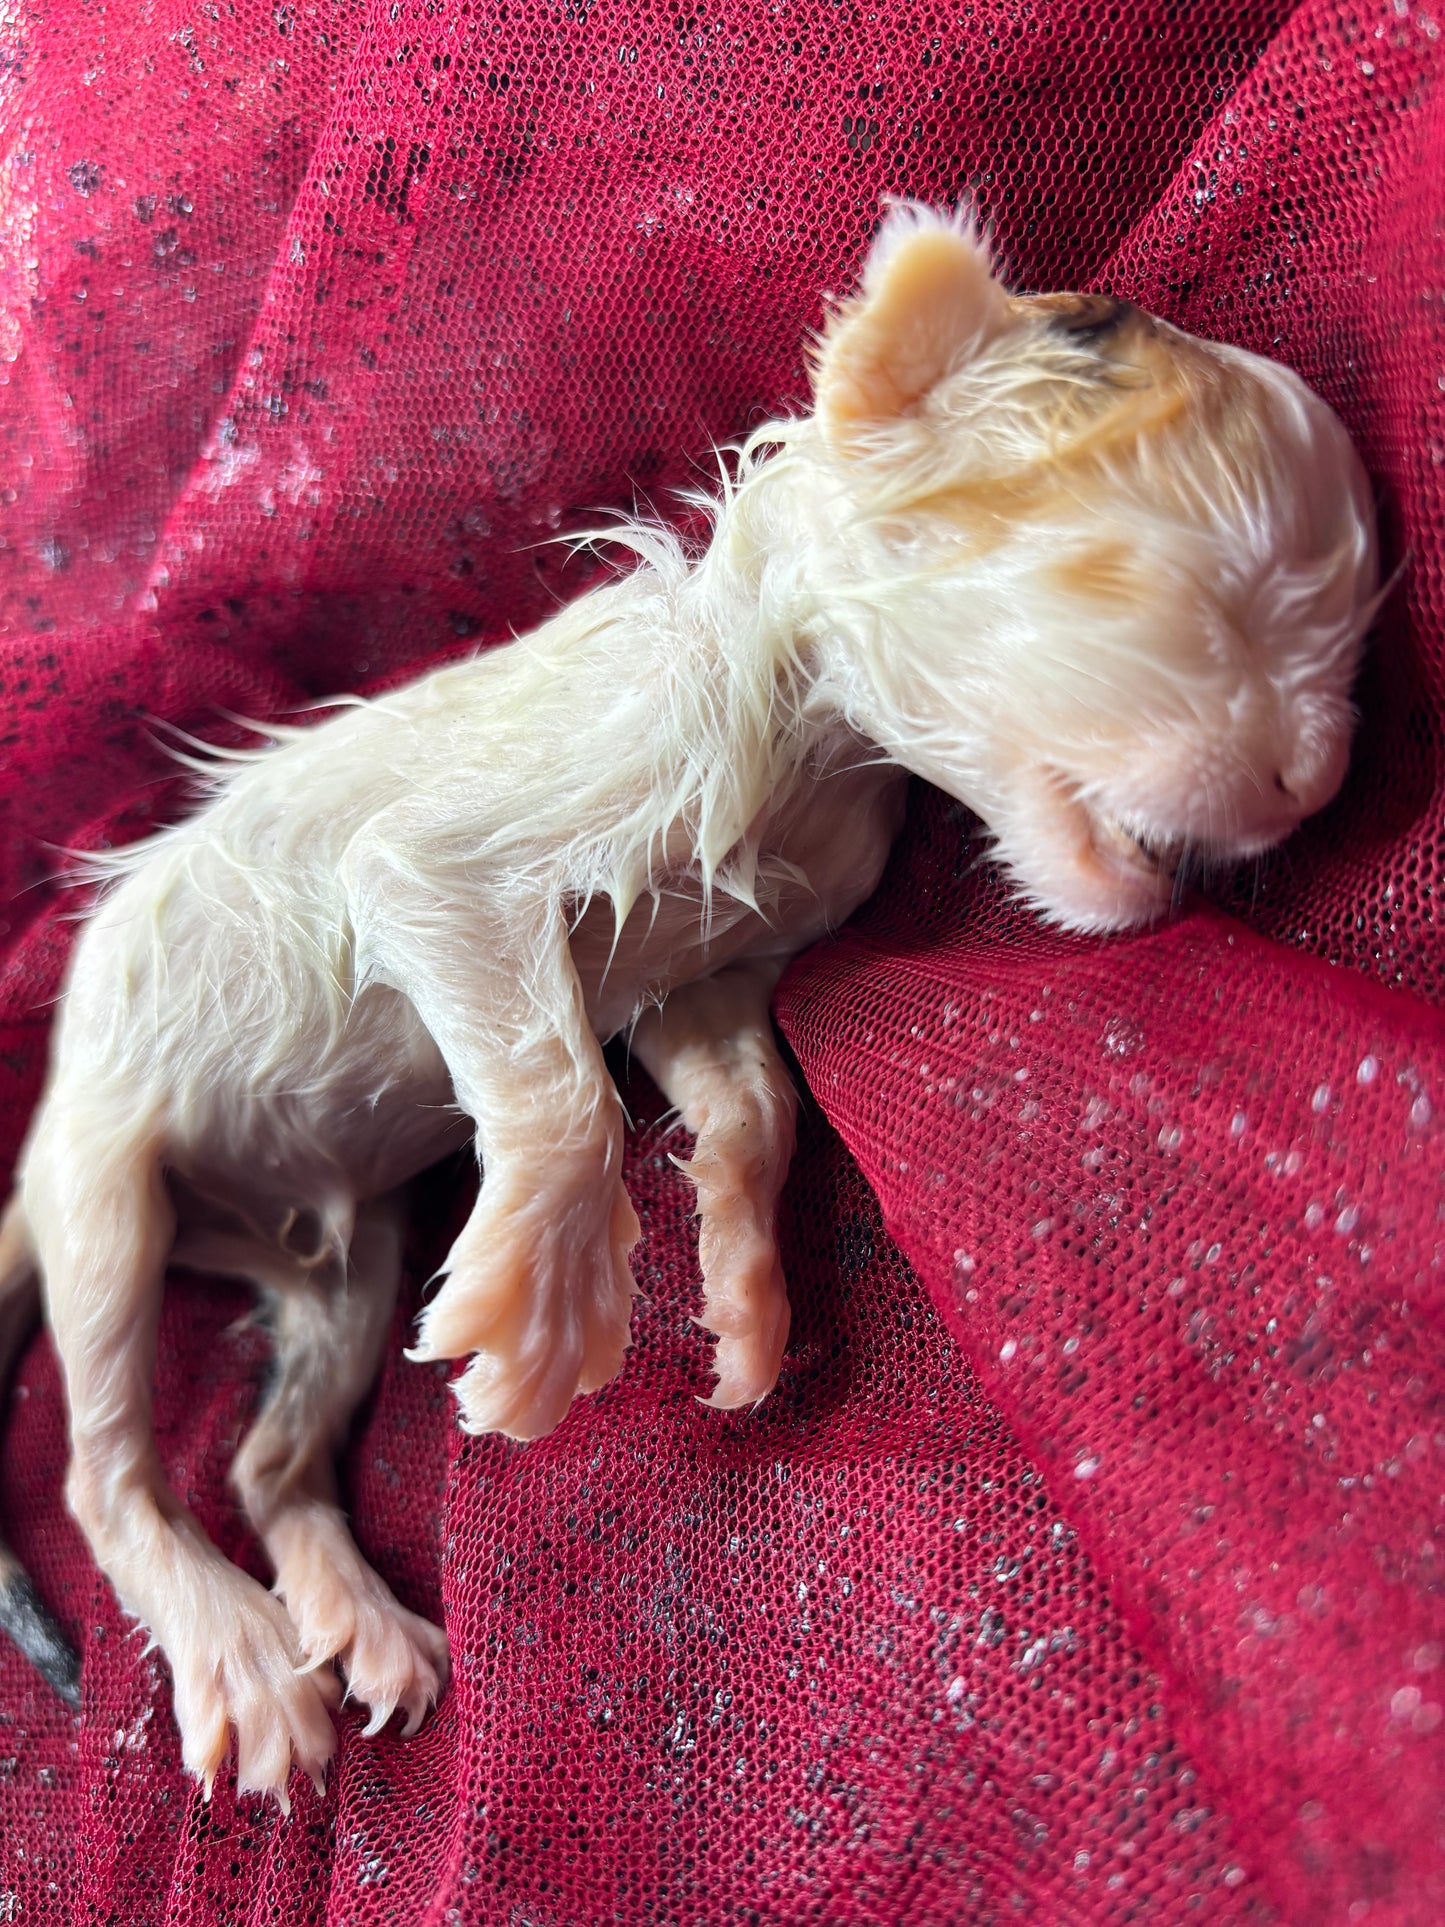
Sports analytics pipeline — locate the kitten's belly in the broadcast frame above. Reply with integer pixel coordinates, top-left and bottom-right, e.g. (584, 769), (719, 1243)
(171, 760), (905, 1219)
(171, 982), (469, 1218)
(173, 904), (744, 1230)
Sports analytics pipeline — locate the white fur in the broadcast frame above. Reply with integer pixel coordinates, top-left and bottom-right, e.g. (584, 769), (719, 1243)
(0, 203), (1377, 1805)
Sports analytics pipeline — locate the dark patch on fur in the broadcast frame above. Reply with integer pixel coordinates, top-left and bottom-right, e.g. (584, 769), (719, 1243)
(1026, 290), (1137, 344)
(1046, 292), (1135, 342)
(0, 1569), (81, 1708)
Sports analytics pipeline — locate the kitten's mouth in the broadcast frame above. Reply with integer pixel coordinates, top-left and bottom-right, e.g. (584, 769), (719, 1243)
(1085, 808), (1184, 885)
(1021, 769), (1194, 928)
(1007, 774), (1199, 931)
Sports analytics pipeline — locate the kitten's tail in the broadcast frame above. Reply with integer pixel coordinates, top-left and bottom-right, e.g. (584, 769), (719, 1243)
(0, 1194), (81, 1710)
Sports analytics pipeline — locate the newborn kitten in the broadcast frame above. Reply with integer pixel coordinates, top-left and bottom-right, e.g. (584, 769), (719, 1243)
(0, 204), (1377, 1805)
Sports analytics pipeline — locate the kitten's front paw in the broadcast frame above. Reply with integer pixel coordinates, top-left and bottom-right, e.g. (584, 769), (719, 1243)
(697, 1238), (791, 1411)
(408, 1166), (640, 1440)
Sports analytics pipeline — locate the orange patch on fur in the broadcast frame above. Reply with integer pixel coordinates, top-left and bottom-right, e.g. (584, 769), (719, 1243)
(1048, 541), (1145, 608)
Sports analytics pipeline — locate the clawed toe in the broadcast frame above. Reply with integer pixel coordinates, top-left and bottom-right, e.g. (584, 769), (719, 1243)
(454, 1342), (571, 1439)
(344, 1603), (449, 1737)
(168, 1591), (338, 1810)
(701, 1322), (792, 1410)
(278, 1554), (449, 1746)
(693, 1230), (791, 1411)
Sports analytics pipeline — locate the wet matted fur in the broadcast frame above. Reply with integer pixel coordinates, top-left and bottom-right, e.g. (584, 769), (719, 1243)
(0, 204), (1377, 1806)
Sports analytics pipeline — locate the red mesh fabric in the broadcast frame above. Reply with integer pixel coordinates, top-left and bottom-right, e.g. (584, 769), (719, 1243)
(0, 1), (1441, 1920)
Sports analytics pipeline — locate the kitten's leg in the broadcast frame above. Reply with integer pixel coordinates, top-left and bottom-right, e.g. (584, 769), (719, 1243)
(27, 1125), (337, 1808)
(230, 1195), (449, 1739)
(361, 892), (640, 1440)
(630, 959), (798, 1407)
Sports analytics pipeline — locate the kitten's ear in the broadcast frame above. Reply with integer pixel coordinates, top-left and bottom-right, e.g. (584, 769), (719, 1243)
(814, 205), (1015, 445)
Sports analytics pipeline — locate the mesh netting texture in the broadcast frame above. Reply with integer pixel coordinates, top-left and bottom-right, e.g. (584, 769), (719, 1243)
(0, 0), (1442, 1921)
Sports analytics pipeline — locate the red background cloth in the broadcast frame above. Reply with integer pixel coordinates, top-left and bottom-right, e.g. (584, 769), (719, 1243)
(1, 1), (1441, 1920)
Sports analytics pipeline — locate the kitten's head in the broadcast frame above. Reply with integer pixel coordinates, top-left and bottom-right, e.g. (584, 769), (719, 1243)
(806, 203), (1378, 931)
